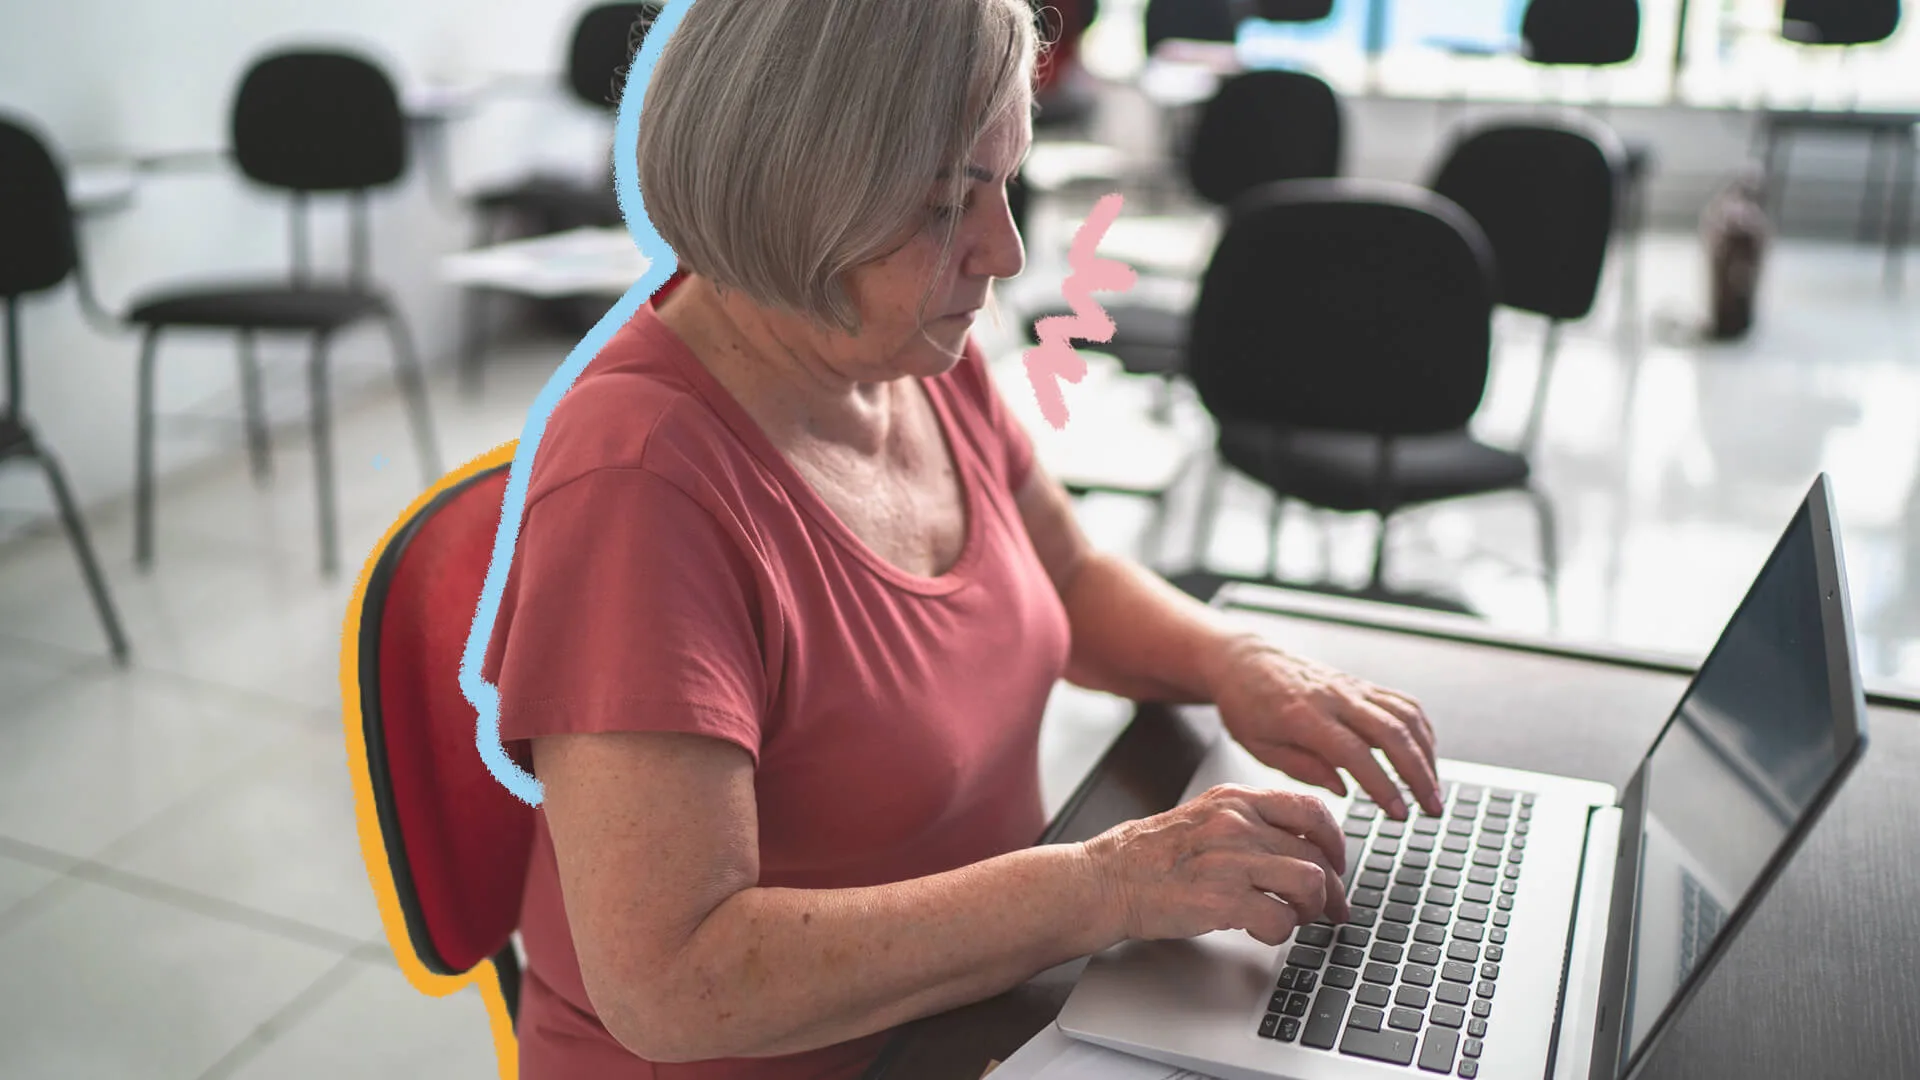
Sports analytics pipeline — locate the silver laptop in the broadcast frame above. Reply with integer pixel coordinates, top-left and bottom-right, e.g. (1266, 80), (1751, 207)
(1058, 474), (1870, 1080)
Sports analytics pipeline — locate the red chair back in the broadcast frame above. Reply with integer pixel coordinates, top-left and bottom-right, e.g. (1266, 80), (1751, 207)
(358, 462), (534, 996)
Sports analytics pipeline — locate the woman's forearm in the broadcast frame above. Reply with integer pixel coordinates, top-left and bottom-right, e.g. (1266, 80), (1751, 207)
(627, 843), (1119, 1062)
(1058, 551), (1256, 704)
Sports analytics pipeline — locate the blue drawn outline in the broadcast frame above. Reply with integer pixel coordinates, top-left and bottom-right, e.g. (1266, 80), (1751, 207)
(459, 0), (693, 806)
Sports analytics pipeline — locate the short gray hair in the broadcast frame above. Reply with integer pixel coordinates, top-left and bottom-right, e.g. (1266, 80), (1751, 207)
(634, 0), (1042, 335)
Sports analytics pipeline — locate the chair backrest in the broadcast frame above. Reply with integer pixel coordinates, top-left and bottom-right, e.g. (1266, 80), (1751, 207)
(1427, 117), (1623, 322)
(1520, 0), (1640, 65)
(568, 3), (660, 109)
(1144, 0), (1243, 56)
(233, 50), (407, 192)
(1187, 69), (1342, 206)
(0, 114), (78, 299)
(359, 463), (534, 980)
(1254, 0), (1335, 20)
(1186, 178), (1497, 437)
(1783, 0), (1902, 45)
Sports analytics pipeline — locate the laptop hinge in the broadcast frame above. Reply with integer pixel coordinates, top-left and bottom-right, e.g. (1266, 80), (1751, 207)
(1546, 805), (1625, 1080)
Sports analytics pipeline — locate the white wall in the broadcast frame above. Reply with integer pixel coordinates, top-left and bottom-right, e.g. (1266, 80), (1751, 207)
(0, 0), (615, 538)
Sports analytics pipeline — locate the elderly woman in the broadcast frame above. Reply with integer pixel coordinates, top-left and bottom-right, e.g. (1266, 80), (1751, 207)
(481, 0), (1443, 1076)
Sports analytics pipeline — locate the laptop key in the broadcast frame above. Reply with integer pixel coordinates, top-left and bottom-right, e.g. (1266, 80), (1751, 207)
(1452, 923), (1484, 943)
(1457, 785), (1484, 803)
(1497, 895), (1514, 911)
(1390, 885), (1422, 906)
(1357, 983), (1392, 1008)
(1435, 981), (1472, 1007)
(1468, 1019), (1487, 1037)
(1431, 869), (1462, 888)
(1378, 819), (1407, 839)
(1374, 838), (1401, 857)
(1463, 884), (1494, 905)
(1481, 962), (1500, 980)
(1419, 1027), (1460, 1073)
(1346, 906), (1379, 928)
(1408, 833), (1437, 852)
(1500, 878), (1518, 894)
(1259, 1012), (1282, 1038)
(1447, 940), (1480, 963)
(1288, 945), (1327, 969)
(1463, 1036), (1482, 1058)
(1363, 962), (1398, 985)
(1459, 1059), (1480, 1078)
(1477, 980), (1497, 999)
(1396, 867), (1428, 888)
(1439, 851), (1467, 870)
(1472, 999), (1492, 1018)
(1345, 838), (1366, 877)
(1430, 1004), (1466, 1029)
(1338, 925), (1371, 946)
(1349, 1006), (1385, 1032)
(1402, 849), (1432, 870)
(1339, 1026), (1418, 1066)
(1332, 945), (1367, 969)
(1493, 911), (1511, 928)
(1414, 923), (1448, 946)
(1510, 835), (1526, 851)
(1441, 960), (1475, 983)
(1358, 870), (1391, 892)
(1384, 902), (1418, 924)
(1298, 925), (1336, 948)
(1419, 904), (1450, 925)
(1403, 964), (1437, 987)
(1352, 888), (1386, 910)
(1426, 888), (1457, 907)
(1371, 942), (1404, 965)
(1350, 803), (1379, 821)
(1471, 850), (1501, 868)
(1344, 819), (1374, 839)
(1443, 836), (1471, 854)
(1325, 965), (1359, 989)
(1277, 968), (1299, 991)
(1285, 992), (1312, 1016)
(1484, 945), (1503, 962)
(1300, 987), (1350, 1050)
(1474, 834), (1502, 850)
(1278, 1017), (1301, 1042)
(1469, 867), (1498, 886)
(1458, 903), (1489, 923)
(1446, 819), (1475, 836)
(1295, 971), (1318, 994)
(1366, 854), (1396, 874)
(1388, 1007), (1425, 1032)
(1395, 985), (1431, 1010)
(1377, 921), (1410, 943)
(1413, 818), (1441, 836)
(1408, 943), (1443, 966)
(1489, 928), (1508, 945)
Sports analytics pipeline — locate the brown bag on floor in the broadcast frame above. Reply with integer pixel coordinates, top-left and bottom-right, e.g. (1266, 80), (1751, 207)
(1701, 169), (1770, 341)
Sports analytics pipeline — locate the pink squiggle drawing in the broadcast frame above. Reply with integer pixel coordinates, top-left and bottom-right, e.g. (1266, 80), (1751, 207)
(1024, 193), (1138, 430)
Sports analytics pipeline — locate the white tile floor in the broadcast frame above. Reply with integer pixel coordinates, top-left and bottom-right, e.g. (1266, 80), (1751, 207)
(0, 169), (1915, 1077)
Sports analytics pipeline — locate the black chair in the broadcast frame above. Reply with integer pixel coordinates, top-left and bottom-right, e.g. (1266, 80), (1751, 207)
(1025, 69), (1343, 389)
(1428, 117), (1624, 456)
(1185, 178), (1559, 622)
(1517, 0), (1654, 347)
(0, 115), (131, 663)
(460, 2), (657, 390)
(1144, 0), (1245, 56)
(125, 49), (442, 577)
(1783, 0), (1902, 45)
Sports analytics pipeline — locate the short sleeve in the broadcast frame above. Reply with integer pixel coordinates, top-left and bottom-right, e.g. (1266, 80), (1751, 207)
(482, 466), (769, 766)
(951, 341), (1040, 495)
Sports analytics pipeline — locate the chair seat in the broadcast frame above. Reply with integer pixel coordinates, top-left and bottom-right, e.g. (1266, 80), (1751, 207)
(473, 176), (621, 228)
(1219, 424), (1530, 514)
(128, 282), (387, 331)
(1025, 301), (1189, 377)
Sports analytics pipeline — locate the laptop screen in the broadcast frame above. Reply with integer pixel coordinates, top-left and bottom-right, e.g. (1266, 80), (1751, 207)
(1618, 495), (1855, 1068)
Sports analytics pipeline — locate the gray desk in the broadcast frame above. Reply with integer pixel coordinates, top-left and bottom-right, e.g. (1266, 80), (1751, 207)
(862, 586), (1920, 1079)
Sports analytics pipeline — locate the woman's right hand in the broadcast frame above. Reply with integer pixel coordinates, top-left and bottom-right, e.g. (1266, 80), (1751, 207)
(1081, 784), (1351, 947)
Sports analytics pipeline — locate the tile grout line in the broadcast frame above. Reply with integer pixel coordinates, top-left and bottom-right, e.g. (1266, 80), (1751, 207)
(191, 949), (367, 1080)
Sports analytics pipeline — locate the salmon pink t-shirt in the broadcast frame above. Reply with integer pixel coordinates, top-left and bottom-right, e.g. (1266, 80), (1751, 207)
(481, 289), (1073, 1079)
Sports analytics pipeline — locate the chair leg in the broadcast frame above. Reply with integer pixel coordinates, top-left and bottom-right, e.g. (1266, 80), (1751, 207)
(307, 333), (340, 578)
(1885, 129), (1913, 295)
(1527, 484), (1562, 633)
(1520, 319), (1564, 459)
(460, 287), (492, 399)
(236, 327), (273, 485)
(1368, 512), (1392, 592)
(35, 445), (130, 663)
(380, 309), (445, 484)
(134, 326), (162, 570)
(1264, 494), (1285, 583)
(1190, 452), (1225, 571)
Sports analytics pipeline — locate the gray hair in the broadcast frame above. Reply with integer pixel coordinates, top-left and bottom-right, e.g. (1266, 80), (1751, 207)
(634, 0), (1043, 335)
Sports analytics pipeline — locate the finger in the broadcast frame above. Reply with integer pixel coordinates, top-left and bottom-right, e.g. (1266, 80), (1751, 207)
(1231, 888), (1302, 947)
(1241, 789), (1347, 875)
(1370, 688), (1436, 768)
(1341, 698), (1444, 816)
(1245, 850), (1334, 929)
(1257, 744), (1349, 800)
(1268, 830), (1351, 925)
(1297, 715), (1410, 819)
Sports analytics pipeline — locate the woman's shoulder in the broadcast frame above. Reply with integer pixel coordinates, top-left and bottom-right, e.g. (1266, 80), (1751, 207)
(525, 307), (750, 510)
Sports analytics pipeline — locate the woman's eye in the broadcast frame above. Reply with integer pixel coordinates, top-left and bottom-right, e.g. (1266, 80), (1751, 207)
(929, 203), (967, 223)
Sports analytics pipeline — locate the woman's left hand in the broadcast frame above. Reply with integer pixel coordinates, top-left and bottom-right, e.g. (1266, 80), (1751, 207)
(1204, 634), (1443, 820)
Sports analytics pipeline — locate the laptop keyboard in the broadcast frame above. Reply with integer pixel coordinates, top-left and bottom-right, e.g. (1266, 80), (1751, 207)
(1678, 870), (1726, 986)
(1255, 782), (1536, 1077)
